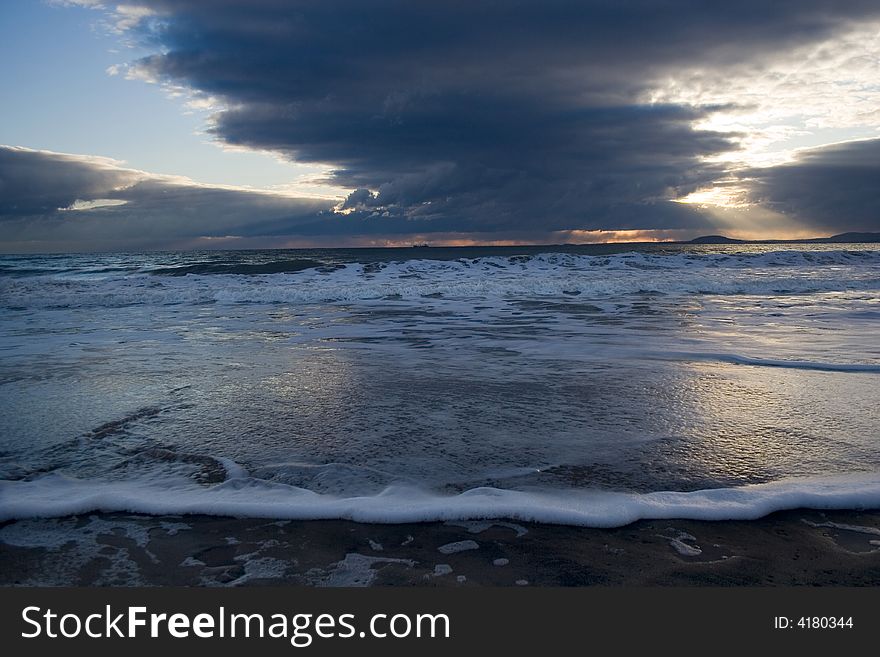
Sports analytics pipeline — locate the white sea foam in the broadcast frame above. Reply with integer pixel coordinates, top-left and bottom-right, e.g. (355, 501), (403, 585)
(0, 516), (154, 585)
(432, 564), (453, 577)
(652, 352), (880, 373)
(1, 471), (879, 528)
(216, 457), (248, 480)
(312, 553), (414, 587)
(800, 519), (880, 536)
(2, 250), (879, 309)
(437, 540), (480, 554)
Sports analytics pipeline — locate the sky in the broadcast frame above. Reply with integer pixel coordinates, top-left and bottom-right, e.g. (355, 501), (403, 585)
(1, 0), (879, 252)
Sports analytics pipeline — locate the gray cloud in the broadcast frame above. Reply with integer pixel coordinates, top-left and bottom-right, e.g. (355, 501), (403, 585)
(6, 1), (880, 250)
(744, 139), (880, 233)
(0, 146), (334, 252)
(0, 147), (142, 218)
(113, 0), (880, 238)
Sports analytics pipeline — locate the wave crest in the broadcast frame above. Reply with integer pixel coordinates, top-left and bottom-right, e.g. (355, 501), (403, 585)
(2, 250), (879, 309)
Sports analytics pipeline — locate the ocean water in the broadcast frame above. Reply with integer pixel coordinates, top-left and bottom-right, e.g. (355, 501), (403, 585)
(1, 243), (879, 527)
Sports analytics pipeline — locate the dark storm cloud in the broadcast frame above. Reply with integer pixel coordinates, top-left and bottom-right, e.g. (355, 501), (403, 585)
(0, 146), (142, 217)
(744, 139), (880, 233)
(0, 146), (334, 251)
(119, 0), (880, 236)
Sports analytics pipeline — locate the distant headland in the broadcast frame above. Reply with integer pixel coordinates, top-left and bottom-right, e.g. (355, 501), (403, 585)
(686, 232), (880, 245)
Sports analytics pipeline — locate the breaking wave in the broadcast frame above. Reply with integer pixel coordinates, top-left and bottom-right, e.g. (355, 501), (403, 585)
(2, 250), (879, 309)
(3, 471), (880, 527)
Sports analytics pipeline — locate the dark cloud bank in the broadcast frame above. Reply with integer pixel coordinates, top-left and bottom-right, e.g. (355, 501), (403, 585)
(2, 1), (879, 251)
(746, 139), (880, 233)
(0, 147), (333, 252)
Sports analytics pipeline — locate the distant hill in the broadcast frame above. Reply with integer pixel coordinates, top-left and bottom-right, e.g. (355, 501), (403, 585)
(687, 232), (880, 244)
(687, 235), (746, 244)
(819, 232), (880, 243)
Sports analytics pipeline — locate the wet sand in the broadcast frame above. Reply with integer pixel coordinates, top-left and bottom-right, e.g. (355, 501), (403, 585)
(1, 509), (879, 586)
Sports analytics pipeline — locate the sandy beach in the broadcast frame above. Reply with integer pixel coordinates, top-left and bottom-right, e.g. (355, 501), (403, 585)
(2, 509), (878, 587)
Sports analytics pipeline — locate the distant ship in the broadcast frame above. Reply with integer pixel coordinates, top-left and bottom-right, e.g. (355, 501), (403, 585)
(412, 242), (430, 248)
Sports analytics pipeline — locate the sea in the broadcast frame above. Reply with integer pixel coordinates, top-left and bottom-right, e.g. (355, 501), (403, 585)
(1, 243), (879, 527)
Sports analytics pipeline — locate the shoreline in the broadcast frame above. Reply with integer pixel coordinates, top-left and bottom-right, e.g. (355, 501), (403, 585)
(2, 508), (879, 586)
